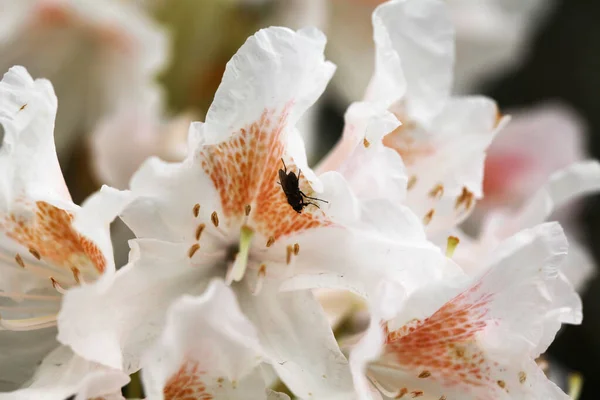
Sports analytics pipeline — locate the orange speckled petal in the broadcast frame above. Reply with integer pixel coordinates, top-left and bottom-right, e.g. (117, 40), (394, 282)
(360, 223), (576, 400)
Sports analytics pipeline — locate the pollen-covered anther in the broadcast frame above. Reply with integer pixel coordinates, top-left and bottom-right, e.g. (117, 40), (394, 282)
(195, 224), (206, 241)
(29, 248), (41, 260)
(497, 380), (506, 389)
(245, 204), (251, 216)
(428, 184), (444, 199)
(188, 243), (200, 258)
(418, 370), (431, 378)
(71, 267), (81, 284)
(439, 396), (447, 400)
(518, 371), (527, 384)
(423, 209), (434, 225)
(266, 236), (275, 248)
(445, 236), (460, 257)
(455, 186), (475, 211)
(411, 390), (424, 398)
(193, 203), (200, 218)
(407, 175), (417, 190)
(293, 243), (300, 256)
(211, 211), (219, 227)
(363, 137), (371, 148)
(50, 277), (67, 294)
(15, 254), (25, 268)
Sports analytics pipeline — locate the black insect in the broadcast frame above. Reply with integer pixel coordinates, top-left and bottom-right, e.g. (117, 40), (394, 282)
(278, 159), (328, 213)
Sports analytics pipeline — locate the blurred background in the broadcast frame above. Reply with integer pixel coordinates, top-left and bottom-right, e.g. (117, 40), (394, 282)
(2, 0), (600, 398)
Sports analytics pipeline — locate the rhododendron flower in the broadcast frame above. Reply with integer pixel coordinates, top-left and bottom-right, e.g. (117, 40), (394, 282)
(351, 222), (581, 400)
(455, 161), (600, 290)
(320, 0), (509, 237)
(57, 26), (452, 398)
(325, 0), (552, 104)
(142, 279), (290, 400)
(0, 66), (127, 391)
(0, 0), (167, 161)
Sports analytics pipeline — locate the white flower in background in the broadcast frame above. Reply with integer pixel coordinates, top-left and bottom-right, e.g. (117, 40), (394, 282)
(455, 161), (600, 291)
(324, 0), (552, 104)
(0, 66), (128, 391)
(351, 222), (581, 400)
(0, 0), (168, 162)
(320, 0), (508, 236)
(57, 26), (452, 398)
(142, 279), (289, 400)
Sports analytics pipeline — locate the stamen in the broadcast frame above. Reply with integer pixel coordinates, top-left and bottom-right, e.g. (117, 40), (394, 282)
(423, 209), (434, 225)
(293, 243), (300, 256)
(245, 204), (251, 216)
(211, 211), (219, 227)
(428, 184), (444, 199)
(286, 245), (293, 265)
(252, 264), (267, 295)
(193, 203), (200, 217)
(188, 243), (200, 258)
(71, 267), (81, 284)
(266, 236), (275, 248)
(407, 175), (417, 190)
(195, 224), (206, 241)
(230, 225), (254, 282)
(367, 374), (404, 398)
(363, 138), (371, 148)
(418, 370), (431, 378)
(50, 277), (67, 294)
(568, 373), (583, 400)
(0, 314), (57, 331)
(14, 254), (25, 268)
(446, 236), (460, 258)
(29, 248), (41, 260)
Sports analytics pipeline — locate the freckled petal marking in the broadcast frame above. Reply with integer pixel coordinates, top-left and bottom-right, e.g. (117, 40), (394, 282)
(163, 360), (214, 400)
(3, 201), (106, 277)
(382, 282), (505, 395)
(200, 108), (331, 240)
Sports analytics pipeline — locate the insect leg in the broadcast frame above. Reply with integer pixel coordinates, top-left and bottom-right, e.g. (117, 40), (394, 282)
(300, 191), (329, 204)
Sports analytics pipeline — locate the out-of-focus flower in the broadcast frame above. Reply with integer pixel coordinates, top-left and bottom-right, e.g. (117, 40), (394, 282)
(325, 0), (552, 104)
(351, 222), (581, 400)
(142, 279), (290, 400)
(455, 161), (600, 290)
(58, 26), (453, 398)
(320, 0), (507, 236)
(0, 66), (127, 390)
(0, 0), (168, 162)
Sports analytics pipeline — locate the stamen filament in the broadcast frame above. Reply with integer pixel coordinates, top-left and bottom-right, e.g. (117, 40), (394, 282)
(0, 314), (57, 331)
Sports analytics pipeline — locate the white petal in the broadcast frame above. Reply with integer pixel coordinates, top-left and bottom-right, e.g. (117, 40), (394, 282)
(57, 239), (214, 372)
(142, 280), (270, 400)
(236, 283), (355, 400)
(368, 0), (454, 123)
(204, 26), (335, 146)
(502, 160), (600, 236)
(0, 346), (128, 400)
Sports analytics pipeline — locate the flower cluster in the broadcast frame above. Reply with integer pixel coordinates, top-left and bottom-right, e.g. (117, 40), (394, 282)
(0, 0), (597, 399)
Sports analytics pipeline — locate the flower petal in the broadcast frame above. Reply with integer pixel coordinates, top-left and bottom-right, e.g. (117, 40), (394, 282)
(368, 0), (454, 123)
(142, 280), (274, 400)
(236, 283), (355, 399)
(57, 239), (215, 372)
(204, 26), (335, 146)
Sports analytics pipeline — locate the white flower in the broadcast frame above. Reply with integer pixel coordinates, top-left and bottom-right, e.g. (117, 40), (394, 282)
(0, 0), (168, 161)
(0, 66), (127, 390)
(351, 222), (581, 400)
(324, 0), (552, 103)
(320, 0), (508, 236)
(142, 279), (289, 400)
(57, 26), (451, 398)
